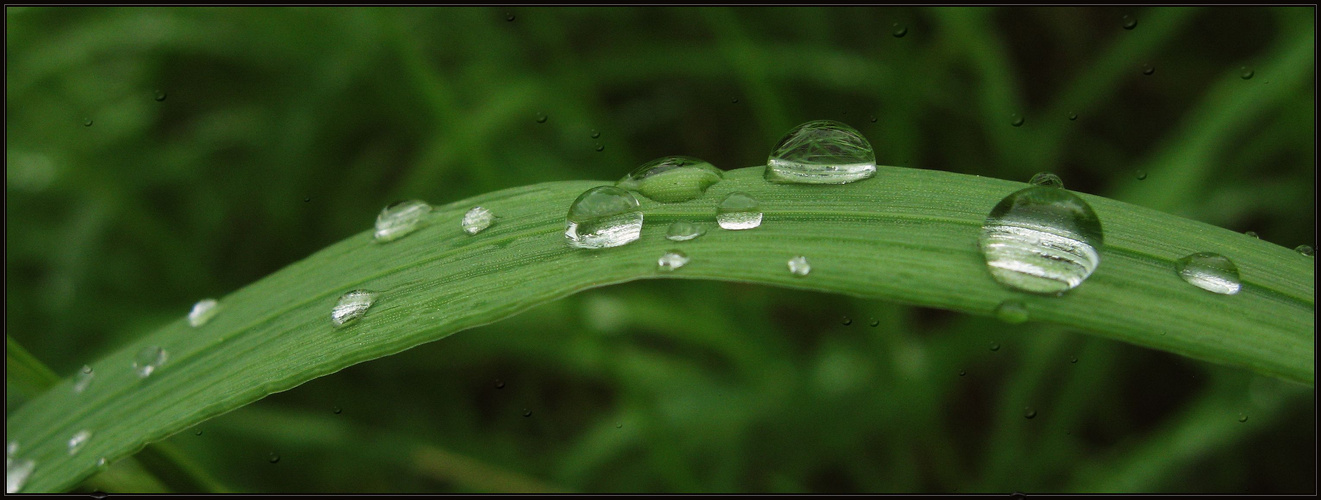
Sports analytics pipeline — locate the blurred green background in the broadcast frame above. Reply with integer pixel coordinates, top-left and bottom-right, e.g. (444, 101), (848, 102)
(5, 6), (1315, 493)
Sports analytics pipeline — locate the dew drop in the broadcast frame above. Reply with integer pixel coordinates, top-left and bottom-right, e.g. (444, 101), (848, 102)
(505, 12), (515, 21)
(716, 192), (763, 230)
(73, 365), (94, 394)
(188, 298), (220, 327)
(892, 22), (907, 37)
(373, 200), (432, 242)
(1024, 407), (1037, 419)
(67, 430), (92, 455)
(1141, 64), (1155, 76)
(1238, 413), (1248, 423)
(989, 341), (1001, 352)
(869, 115), (877, 123)
(268, 453), (280, 464)
(615, 422), (623, 429)
(590, 129), (600, 139)
(1239, 66), (1254, 80)
(194, 428), (203, 436)
(522, 409), (532, 417)
(1011, 114), (1025, 127)
(594, 143), (605, 152)
(535, 113), (548, 123)
(657, 250), (689, 272)
(1028, 172), (1063, 189)
(1296, 245), (1315, 257)
(1133, 170), (1148, 181)
(95, 457), (107, 469)
(494, 379), (505, 389)
(979, 186), (1104, 295)
(731, 97), (739, 104)
(958, 369), (967, 377)
(133, 346), (168, 378)
(1068, 112), (1078, 121)
(6, 458), (34, 493)
(82, 118), (93, 127)
(1244, 231), (1259, 239)
(765, 120), (876, 184)
(331, 290), (377, 327)
(994, 300), (1029, 324)
(461, 206), (495, 235)
(333, 406), (342, 415)
(1121, 14), (1137, 30)
(616, 156), (724, 203)
(787, 256), (811, 276)
(1174, 252), (1241, 295)
(564, 186), (643, 249)
(665, 221), (706, 242)
(154, 90), (167, 102)
(841, 316), (852, 326)
(869, 317), (880, 327)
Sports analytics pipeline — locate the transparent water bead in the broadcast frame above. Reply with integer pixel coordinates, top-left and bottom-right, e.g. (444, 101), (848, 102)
(787, 256), (811, 276)
(564, 186), (643, 249)
(657, 251), (689, 271)
(462, 206), (495, 235)
(1296, 245), (1315, 257)
(979, 186), (1104, 295)
(665, 221), (706, 241)
(716, 192), (762, 230)
(373, 200), (432, 242)
(994, 300), (1029, 324)
(6, 458), (34, 493)
(616, 156), (724, 203)
(332, 290), (377, 327)
(1174, 252), (1241, 295)
(73, 365), (94, 393)
(1029, 172), (1063, 189)
(765, 120), (876, 184)
(188, 298), (220, 327)
(68, 430), (92, 455)
(133, 346), (168, 378)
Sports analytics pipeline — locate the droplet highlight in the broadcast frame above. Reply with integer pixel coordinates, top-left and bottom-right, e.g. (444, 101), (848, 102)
(188, 298), (220, 327)
(461, 206), (495, 235)
(1068, 112), (1078, 121)
(994, 300), (1029, 324)
(841, 316), (852, 326)
(1238, 413), (1248, 423)
(67, 430), (92, 455)
(665, 221), (706, 242)
(616, 156), (724, 203)
(331, 290), (377, 327)
(564, 186), (643, 249)
(1244, 231), (1260, 239)
(716, 192), (762, 230)
(1174, 252), (1241, 295)
(1028, 172), (1063, 189)
(979, 186), (1104, 295)
(154, 90), (167, 102)
(787, 256), (811, 276)
(373, 200), (432, 243)
(657, 250), (689, 272)
(73, 365), (94, 393)
(133, 346), (167, 378)
(765, 120), (876, 184)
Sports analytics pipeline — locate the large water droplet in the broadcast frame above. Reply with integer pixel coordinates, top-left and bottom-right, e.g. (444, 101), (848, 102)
(73, 365), (94, 393)
(616, 156), (724, 202)
(188, 299), (220, 327)
(665, 221), (706, 242)
(6, 458), (34, 493)
(979, 186), (1104, 295)
(332, 290), (377, 327)
(462, 206), (495, 235)
(1238, 413), (1248, 423)
(1239, 66), (1255, 80)
(994, 300), (1029, 324)
(1296, 245), (1315, 257)
(765, 120), (876, 184)
(133, 346), (167, 378)
(657, 250), (689, 271)
(716, 192), (762, 230)
(67, 430), (92, 455)
(374, 200), (432, 242)
(787, 256), (811, 276)
(564, 186), (643, 249)
(590, 129), (600, 139)
(1174, 252), (1241, 295)
(1121, 14), (1137, 30)
(1029, 172), (1063, 189)
(892, 22), (907, 37)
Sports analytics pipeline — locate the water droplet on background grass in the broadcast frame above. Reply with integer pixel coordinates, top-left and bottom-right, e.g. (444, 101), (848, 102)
(994, 300), (1029, 324)
(82, 118), (93, 127)
(869, 317), (880, 327)
(154, 90), (167, 102)
(374, 200), (432, 243)
(979, 186), (1104, 295)
(716, 192), (762, 230)
(564, 186), (643, 249)
(1024, 407), (1037, 419)
(462, 206), (495, 235)
(73, 365), (94, 393)
(765, 120), (876, 184)
(1239, 66), (1255, 80)
(535, 113), (548, 123)
(616, 156), (724, 203)
(1028, 172), (1062, 188)
(1010, 114), (1025, 127)
(892, 22), (907, 37)
(1141, 64), (1155, 75)
(188, 298), (220, 327)
(268, 453), (280, 464)
(1295, 245), (1315, 257)
(841, 316), (852, 326)
(1068, 112), (1078, 121)
(331, 290), (377, 327)
(505, 12), (515, 21)
(1121, 14), (1137, 30)
(665, 221), (706, 242)
(989, 341), (1001, 352)
(1244, 231), (1259, 239)
(1175, 252), (1241, 295)
(67, 430), (92, 455)
(133, 346), (167, 378)
(1238, 413), (1249, 423)
(787, 256), (811, 276)
(657, 250), (689, 271)
(1133, 170), (1148, 181)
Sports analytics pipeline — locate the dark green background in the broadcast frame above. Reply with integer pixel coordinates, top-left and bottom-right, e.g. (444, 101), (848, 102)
(5, 6), (1315, 493)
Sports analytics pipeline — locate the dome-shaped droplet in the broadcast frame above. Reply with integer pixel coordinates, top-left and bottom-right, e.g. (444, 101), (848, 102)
(1174, 252), (1241, 295)
(765, 120), (876, 184)
(505, 12), (515, 22)
(82, 118), (93, 127)
(6, 458), (35, 493)
(869, 317), (880, 327)
(994, 300), (1029, 324)
(787, 256), (811, 276)
(565, 186), (643, 249)
(1023, 407), (1037, 419)
(67, 430), (92, 455)
(979, 186), (1104, 295)
(958, 369), (966, 376)
(1121, 14), (1137, 30)
(1244, 231), (1260, 239)
(461, 206), (495, 235)
(268, 453), (280, 464)
(989, 341), (1001, 352)
(590, 129), (600, 139)
(1133, 170), (1148, 181)
(616, 156), (724, 203)
(892, 22), (907, 38)
(153, 90), (167, 102)
(657, 250), (689, 271)
(535, 113), (548, 123)
(1028, 172), (1063, 189)
(374, 200), (432, 243)
(331, 290), (377, 327)
(1068, 112), (1078, 121)
(1239, 66), (1254, 80)
(73, 365), (94, 394)
(1141, 64), (1155, 75)
(716, 192), (762, 230)
(1011, 114), (1025, 127)
(133, 346), (167, 378)
(665, 221), (706, 242)
(1296, 245), (1315, 257)
(594, 143), (604, 152)
(1238, 413), (1248, 423)
(188, 299), (220, 327)
(841, 316), (852, 326)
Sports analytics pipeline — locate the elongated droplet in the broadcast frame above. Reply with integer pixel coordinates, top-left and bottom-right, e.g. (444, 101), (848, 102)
(657, 250), (689, 271)
(994, 300), (1029, 324)
(1029, 172), (1063, 189)
(6, 458), (34, 493)
(564, 186), (643, 249)
(716, 192), (762, 230)
(133, 346), (167, 378)
(765, 120), (876, 184)
(1296, 245), (1315, 257)
(67, 430), (92, 455)
(73, 365), (94, 393)
(462, 206), (495, 235)
(787, 256), (811, 276)
(616, 156), (724, 203)
(665, 221), (706, 241)
(374, 200), (432, 242)
(332, 290), (377, 327)
(979, 186), (1104, 295)
(188, 298), (220, 327)
(1175, 252), (1241, 295)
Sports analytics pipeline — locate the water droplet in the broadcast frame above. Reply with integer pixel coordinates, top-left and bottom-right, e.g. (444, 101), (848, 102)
(1237, 413), (1248, 423)
(73, 365), (94, 393)
(665, 221), (706, 242)
(461, 206), (495, 235)
(657, 250), (689, 272)
(615, 422), (623, 429)
(95, 457), (107, 469)
(1068, 112), (1078, 121)
(193, 428), (203, 436)
(1296, 245), (1315, 257)
(304, 197), (312, 203)
(869, 317), (880, 327)
(1028, 172), (1063, 189)
(1121, 14), (1137, 30)
(1244, 231), (1260, 239)
(494, 379), (505, 389)
(133, 346), (167, 378)
(616, 156), (724, 203)
(505, 12), (515, 21)
(1175, 252), (1241, 295)
(82, 118), (93, 127)
(979, 186), (1104, 295)
(153, 90), (167, 102)
(869, 115), (878, 123)
(958, 369), (967, 377)
(841, 316), (852, 326)
(6, 458), (35, 493)
(989, 341), (1001, 351)
(594, 143), (605, 152)
(1141, 64), (1155, 76)
(564, 186), (643, 249)
(67, 430), (92, 455)
(332, 406), (342, 414)
(590, 129), (600, 139)
(1133, 170), (1148, 181)
(994, 300), (1029, 324)
(535, 113), (548, 123)
(374, 200), (432, 242)
(765, 120), (876, 184)
(892, 22), (907, 37)
(268, 453), (280, 464)
(331, 290), (377, 327)
(188, 298), (220, 327)
(731, 97), (739, 104)
(1024, 407), (1037, 419)
(1239, 66), (1254, 80)
(1070, 356), (1078, 364)
(1011, 114), (1025, 127)
(716, 192), (763, 230)
(787, 256), (811, 276)
(522, 409), (532, 417)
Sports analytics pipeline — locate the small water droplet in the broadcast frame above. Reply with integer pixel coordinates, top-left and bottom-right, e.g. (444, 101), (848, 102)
(333, 406), (342, 414)
(731, 97), (739, 104)
(765, 120), (876, 184)
(522, 409), (532, 417)
(989, 341), (1001, 351)
(67, 430), (92, 455)
(82, 118), (93, 127)
(1070, 356), (1078, 364)
(787, 256), (811, 276)
(1133, 170), (1148, 181)
(495, 379), (505, 389)
(869, 317), (880, 327)
(1028, 172), (1063, 189)
(892, 22), (907, 37)
(841, 316), (852, 326)
(73, 365), (94, 393)
(594, 143), (605, 152)
(7, 458), (35, 493)
(153, 90), (167, 102)
(505, 12), (515, 21)
(716, 192), (763, 230)
(1024, 407), (1037, 419)
(193, 428), (203, 436)
(1295, 245), (1315, 257)
(869, 115), (877, 123)
(1244, 231), (1260, 239)
(268, 453), (280, 464)
(665, 221), (707, 242)
(617, 156), (724, 203)
(535, 112), (548, 124)
(461, 206), (495, 235)
(565, 186), (643, 249)
(1141, 64), (1155, 76)
(657, 250), (690, 272)
(374, 200), (432, 242)
(1121, 14), (1137, 30)
(590, 129), (600, 139)
(1238, 413), (1248, 423)
(188, 298), (220, 327)
(994, 300), (1029, 324)
(133, 346), (167, 378)
(304, 197), (312, 203)
(1068, 112), (1078, 121)
(1175, 252), (1241, 295)
(979, 186), (1104, 294)
(95, 457), (107, 469)
(615, 422), (623, 429)
(1010, 114), (1025, 127)
(1239, 66), (1254, 80)
(958, 369), (967, 377)
(331, 290), (377, 327)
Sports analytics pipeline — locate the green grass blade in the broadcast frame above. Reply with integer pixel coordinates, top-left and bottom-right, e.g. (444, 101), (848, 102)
(6, 165), (1313, 492)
